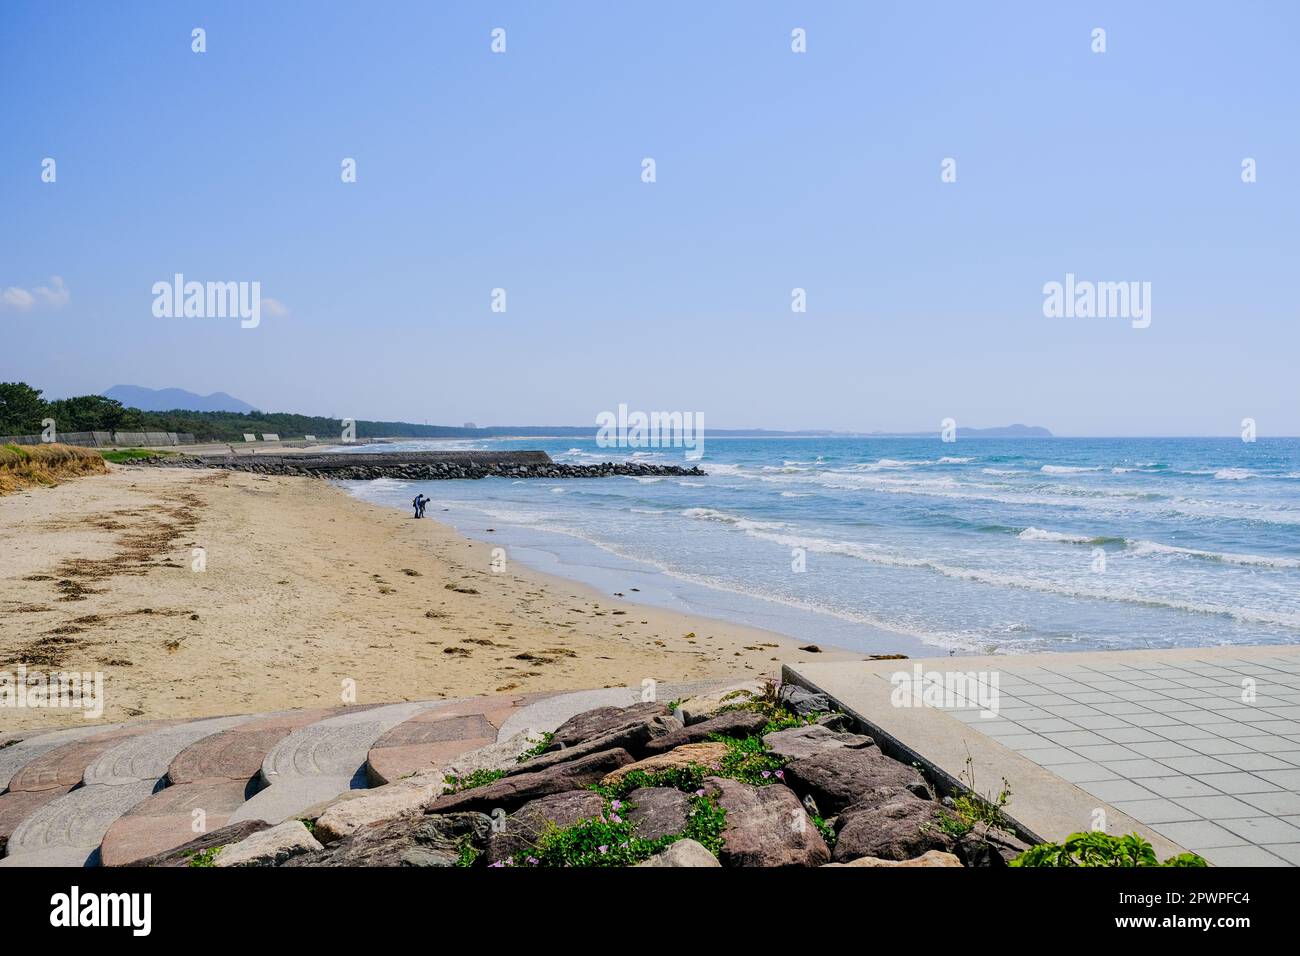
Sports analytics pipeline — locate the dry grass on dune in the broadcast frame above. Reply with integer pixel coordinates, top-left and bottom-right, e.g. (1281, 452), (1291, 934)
(0, 443), (109, 494)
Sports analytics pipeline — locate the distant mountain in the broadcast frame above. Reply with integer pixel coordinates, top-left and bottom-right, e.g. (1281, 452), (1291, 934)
(102, 385), (256, 413)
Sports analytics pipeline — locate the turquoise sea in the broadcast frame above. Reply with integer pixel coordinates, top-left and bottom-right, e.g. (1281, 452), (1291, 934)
(340, 437), (1300, 657)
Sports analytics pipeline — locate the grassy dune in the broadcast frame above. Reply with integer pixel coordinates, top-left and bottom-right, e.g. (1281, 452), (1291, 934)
(0, 443), (109, 494)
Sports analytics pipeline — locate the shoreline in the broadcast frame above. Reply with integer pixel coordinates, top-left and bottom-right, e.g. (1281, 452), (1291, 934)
(0, 467), (860, 733)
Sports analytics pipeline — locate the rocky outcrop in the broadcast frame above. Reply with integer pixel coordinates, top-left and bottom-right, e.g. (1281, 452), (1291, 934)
(671, 680), (767, 725)
(424, 749), (635, 815)
(707, 777), (831, 867)
(285, 812), (493, 867)
(636, 839), (721, 867)
(762, 724), (875, 761)
(623, 788), (691, 842)
(313, 780), (441, 844)
(485, 791), (606, 864)
(213, 820), (322, 867)
(781, 747), (921, 815)
(600, 742), (729, 787)
(831, 794), (952, 863)
(641, 710), (769, 755)
(123, 821), (271, 868)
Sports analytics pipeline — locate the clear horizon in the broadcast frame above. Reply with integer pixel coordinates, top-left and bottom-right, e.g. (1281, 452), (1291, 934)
(3, 1), (1297, 437)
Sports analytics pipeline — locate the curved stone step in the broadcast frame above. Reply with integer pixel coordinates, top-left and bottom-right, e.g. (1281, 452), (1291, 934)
(1, 715), (254, 867)
(83, 715), (255, 787)
(365, 694), (546, 785)
(0, 780), (159, 867)
(0, 723), (126, 792)
(99, 780), (251, 867)
(0, 723), (172, 856)
(99, 709), (341, 866)
(228, 702), (444, 826)
(166, 708), (344, 785)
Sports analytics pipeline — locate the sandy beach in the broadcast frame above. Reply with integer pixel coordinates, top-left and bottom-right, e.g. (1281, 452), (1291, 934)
(0, 466), (855, 733)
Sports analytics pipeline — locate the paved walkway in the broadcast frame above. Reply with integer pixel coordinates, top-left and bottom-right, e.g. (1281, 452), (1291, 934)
(786, 645), (1300, 867)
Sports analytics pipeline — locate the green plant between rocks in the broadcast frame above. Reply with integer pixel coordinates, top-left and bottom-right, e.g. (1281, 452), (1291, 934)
(501, 791), (726, 867)
(709, 734), (788, 786)
(1012, 830), (1207, 867)
(187, 847), (221, 868)
(515, 732), (555, 763)
(442, 768), (507, 795)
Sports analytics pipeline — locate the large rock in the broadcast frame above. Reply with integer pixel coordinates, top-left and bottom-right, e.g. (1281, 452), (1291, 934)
(425, 749), (634, 815)
(486, 790), (606, 864)
(707, 777), (830, 867)
(824, 850), (963, 868)
(523, 705), (683, 765)
(954, 828), (1031, 867)
(213, 820), (322, 867)
(441, 729), (548, 780)
(636, 839), (720, 867)
(550, 702), (670, 749)
(781, 747), (920, 814)
(600, 742), (728, 787)
(641, 710), (769, 755)
(624, 787), (690, 842)
(314, 779), (441, 844)
(122, 821), (271, 868)
(832, 794), (953, 863)
(778, 684), (832, 716)
(285, 812), (492, 867)
(672, 680), (767, 725)
(762, 724), (874, 761)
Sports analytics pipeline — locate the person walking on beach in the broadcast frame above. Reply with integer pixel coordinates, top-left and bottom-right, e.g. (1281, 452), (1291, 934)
(418, 495), (429, 518)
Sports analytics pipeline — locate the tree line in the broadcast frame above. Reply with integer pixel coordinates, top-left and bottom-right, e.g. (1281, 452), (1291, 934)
(0, 382), (484, 442)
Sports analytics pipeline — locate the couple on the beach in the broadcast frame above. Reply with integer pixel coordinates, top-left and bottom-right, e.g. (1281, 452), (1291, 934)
(412, 494), (430, 518)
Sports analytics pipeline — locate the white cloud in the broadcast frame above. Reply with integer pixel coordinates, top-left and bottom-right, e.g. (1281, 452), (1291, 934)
(1, 275), (69, 310)
(262, 297), (289, 317)
(1, 287), (35, 309)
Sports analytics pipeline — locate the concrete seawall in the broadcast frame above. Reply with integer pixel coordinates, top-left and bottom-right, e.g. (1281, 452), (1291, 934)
(134, 450), (706, 480)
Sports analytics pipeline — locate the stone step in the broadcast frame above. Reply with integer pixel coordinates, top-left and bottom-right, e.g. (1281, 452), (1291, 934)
(1, 715), (254, 867)
(0, 723), (127, 792)
(99, 709), (343, 867)
(0, 723), (172, 856)
(228, 702), (447, 826)
(365, 694), (548, 785)
(83, 715), (255, 787)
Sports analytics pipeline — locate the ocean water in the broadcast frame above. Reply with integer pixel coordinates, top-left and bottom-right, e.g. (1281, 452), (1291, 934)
(338, 437), (1300, 657)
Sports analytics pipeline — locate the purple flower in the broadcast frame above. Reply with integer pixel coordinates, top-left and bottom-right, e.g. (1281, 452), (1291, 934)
(761, 770), (772, 779)
(611, 800), (623, 811)
(775, 770), (785, 779)
(611, 814), (623, 824)
(695, 789), (706, 797)
(598, 845), (609, 855)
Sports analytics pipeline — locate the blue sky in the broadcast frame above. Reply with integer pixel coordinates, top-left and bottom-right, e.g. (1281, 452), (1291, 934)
(1, 1), (1296, 435)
